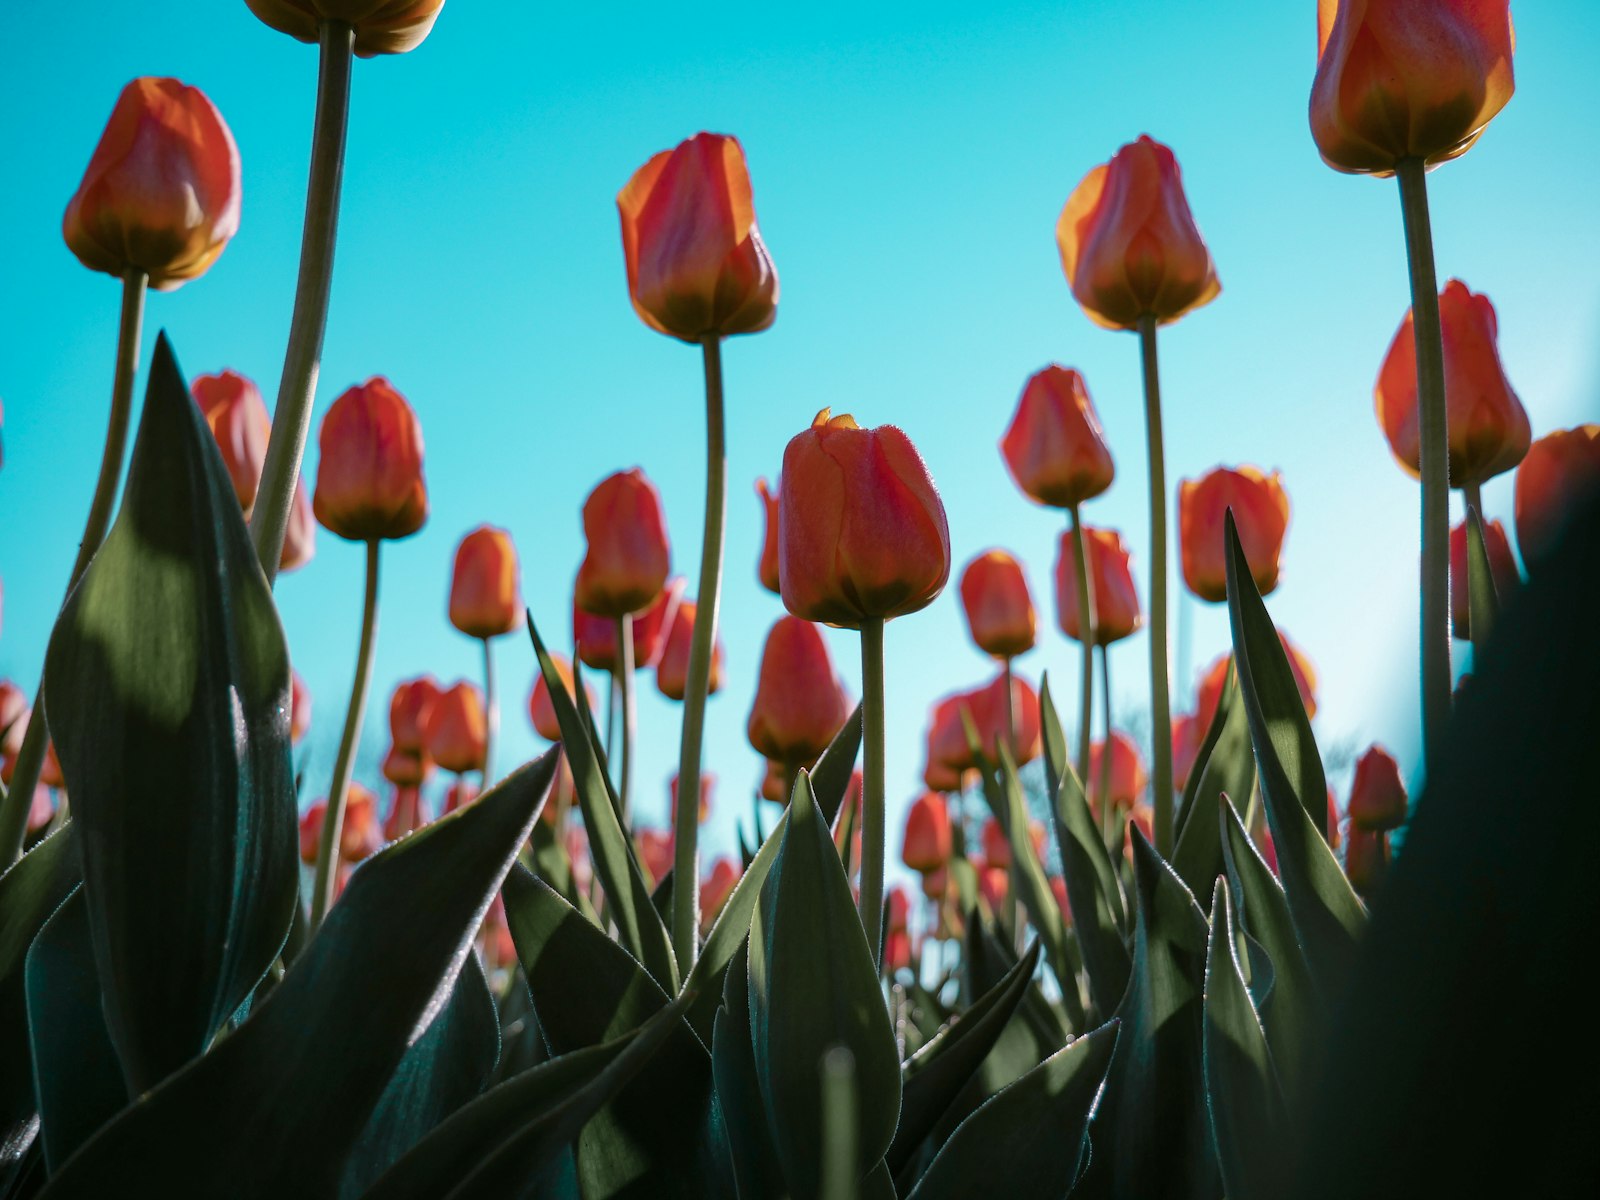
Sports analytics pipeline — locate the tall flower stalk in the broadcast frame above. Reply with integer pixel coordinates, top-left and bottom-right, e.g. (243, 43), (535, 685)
(1067, 504), (1097, 779)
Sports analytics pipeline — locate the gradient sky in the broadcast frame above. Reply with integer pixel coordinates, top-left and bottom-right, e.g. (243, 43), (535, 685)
(3, 1), (1597, 882)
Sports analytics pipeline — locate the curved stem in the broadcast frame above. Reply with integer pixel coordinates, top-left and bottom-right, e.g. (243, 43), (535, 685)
(614, 613), (635, 819)
(1068, 503), (1097, 781)
(1463, 481), (1484, 525)
(0, 269), (147, 863)
(310, 538), (381, 926)
(1136, 315), (1175, 854)
(672, 335), (728, 968)
(250, 21), (355, 584)
(859, 617), (887, 966)
(480, 637), (497, 788)
(1396, 158), (1452, 775)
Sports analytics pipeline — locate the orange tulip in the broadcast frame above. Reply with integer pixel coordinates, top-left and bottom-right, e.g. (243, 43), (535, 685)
(244, 0), (446, 56)
(901, 792), (952, 873)
(618, 132), (777, 342)
(298, 803), (324, 865)
(340, 784), (381, 860)
(63, 78), (240, 289)
(1088, 731), (1147, 812)
(575, 577), (684, 673)
(779, 410), (950, 628)
(389, 676), (441, 754)
(747, 616), (852, 767)
(383, 785), (424, 842)
(1449, 516), (1519, 640)
(290, 671), (312, 744)
(1179, 466), (1290, 603)
(1514, 425), (1600, 566)
(759, 760), (787, 805)
(449, 525), (522, 639)
(1055, 525), (1142, 645)
(1310, 0), (1515, 176)
(657, 598), (724, 701)
(670, 771), (714, 826)
(699, 858), (742, 925)
(962, 671), (1044, 768)
(1000, 366), (1115, 508)
(425, 681), (487, 775)
(1056, 135), (1220, 331)
(193, 371), (271, 511)
(381, 744), (429, 788)
(528, 652), (593, 742)
(1171, 712), (1202, 795)
(312, 377), (428, 542)
(959, 550), (1036, 660)
(922, 694), (973, 791)
(1348, 744), (1408, 833)
(1376, 281), (1530, 489)
(279, 481), (318, 573)
(575, 468), (671, 618)
(636, 828), (674, 884)
(1196, 630), (1318, 729)
(756, 477), (781, 594)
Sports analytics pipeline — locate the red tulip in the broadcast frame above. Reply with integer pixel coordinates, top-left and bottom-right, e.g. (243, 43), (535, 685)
(1376, 281), (1531, 489)
(425, 682), (487, 775)
(449, 525), (522, 639)
(25, 785), (56, 836)
(902, 792), (952, 873)
(575, 577), (683, 673)
(887, 886), (911, 934)
(1, 711), (63, 791)
(636, 828), (674, 884)
(1196, 630), (1319, 730)
(1049, 875), (1072, 926)
(756, 478), (782, 594)
(699, 858), (741, 926)
(1449, 516), (1519, 640)
(1348, 744), (1408, 833)
(1344, 827), (1390, 898)
(1056, 135), (1220, 331)
(1514, 425), (1600, 566)
(618, 132), (777, 342)
(779, 410), (950, 628)
(1055, 525), (1142, 645)
(670, 772), (714, 826)
(884, 929), (912, 973)
(1178, 466), (1290, 603)
(298, 803), (324, 865)
(1000, 366), (1115, 508)
(528, 652), (592, 742)
(977, 863), (1009, 914)
(1171, 712), (1202, 795)
(244, 0), (446, 56)
(312, 377), (428, 542)
(959, 550), (1036, 659)
(63, 77), (240, 289)
(958, 672), (1043, 768)
(543, 757), (577, 827)
(381, 744), (429, 788)
(339, 784), (381, 861)
(746, 616), (852, 767)
(389, 676), (441, 754)
(981, 819), (1011, 870)
(656, 597), (724, 701)
(922, 694), (973, 791)
(193, 371), (271, 511)
(920, 864), (950, 903)
(279, 481), (317, 573)
(575, 469), (671, 618)
(1088, 731), (1147, 812)
(1310, 0), (1515, 176)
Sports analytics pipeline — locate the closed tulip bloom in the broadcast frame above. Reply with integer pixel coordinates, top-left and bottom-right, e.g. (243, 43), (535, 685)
(923, 694), (973, 791)
(1056, 135), (1220, 331)
(298, 803), (325, 864)
(756, 478), (781, 594)
(313, 377), (428, 541)
(528, 653), (593, 742)
(760, 760), (787, 805)
(920, 864), (950, 903)
(1089, 731), (1148, 812)
(244, 0), (446, 56)
(389, 676), (441, 754)
(381, 744), (428, 788)
(1, 712), (63, 791)
(1376, 281), (1531, 489)
(1055, 525), (1142, 645)
(290, 671), (312, 744)
(959, 672), (1043, 767)
(779, 410), (951, 627)
(699, 858), (742, 925)
(747, 616), (852, 766)
(193, 371), (271, 511)
(884, 929), (912, 974)
(340, 784), (381, 861)
(1348, 744), (1408, 833)
(1310, 0), (1515, 176)
(887, 886), (911, 935)
(977, 863), (1009, 913)
(902, 793), (952, 873)
(1171, 713), (1202, 794)
(1449, 516), (1519, 640)
(575, 468), (671, 618)
(618, 132), (777, 342)
(279, 480), (318, 573)
(980, 819), (1011, 871)
(1514, 425), (1600, 566)
(657, 598), (724, 701)
(637, 828), (674, 884)
(1179, 466), (1290, 603)
(63, 78), (241, 289)
(450, 525), (522, 639)
(1344, 827), (1390, 898)
(1000, 366), (1115, 508)
(1196, 629), (1319, 730)
(959, 550), (1036, 659)
(425, 682), (486, 774)
(575, 577), (684, 673)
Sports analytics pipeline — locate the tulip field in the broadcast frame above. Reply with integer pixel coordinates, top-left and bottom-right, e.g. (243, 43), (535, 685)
(2, 1), (1598, 1197)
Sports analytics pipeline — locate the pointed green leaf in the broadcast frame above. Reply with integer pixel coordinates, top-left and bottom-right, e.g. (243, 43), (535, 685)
(1464, 505), (1501, 654)
(1172, 668), (1255, 904)
(712, 941), (786, 1200)
(1038, 673), (1070, 807)
(1050, 749), (1129, 1017)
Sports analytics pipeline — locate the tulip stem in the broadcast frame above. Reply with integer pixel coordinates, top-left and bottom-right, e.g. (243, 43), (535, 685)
(1136, 314), (1175, 855)
(614, 614), (635, 819)
(250, 20), (355, 585)
(1099, 646), (1114, 846)
(1068, 503), (1097, 783)
(859, 617), (888, 967)
(672, 335), (728, 968)
(481, 637), (497, 788)
(1002, 658), (1016, 758)
(311, 537), (381, 927)
(1396, 158), (1452, 775)
(1463, 481), (1483, 524)
(0, 268), (147, 863)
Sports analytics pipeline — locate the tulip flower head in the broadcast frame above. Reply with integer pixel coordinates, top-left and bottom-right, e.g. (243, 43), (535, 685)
(244, 0), (447, 57)
(425, 681), (487, 775)
(959, 550), (1036, 660)
(290, 671), (312, 745)
(756, 477), (782, 594)
(1449, 516), (1519, 640)
(1057, 135), (1220, 331)
(1197, 629), (1319, 729)
(313, 377), (429, 542)
(700, 858), (742, 927)
(1088, 731), (1148, 813)
(389, 675), (441, 755)
(528, 653), (593, 742)
(980, 818), (1011, 871)
(449, 525), (522, 639)
(1000, 366), (1115, 509)
(922, 694), (973, 792)
(1348, 744), (1408, 833)
(575, 468), (671, 619)
(340, 784), (381, 861)
(381, 744), (429, 788)
(1179, 466), (1291, 603)
(901, 792), (952, 874)
(957, 672), (1043, 768)
(383, 785), (424, 842)
(1514, 425), (1600, 567)
(279, 480), (318, 573)
(747, 616), (852, 768)
(1171, 712), (1202, 795)
(575, 577), (683, 673)
(637, 828), (674, 884)
(657, 598), (724, 701)
(193, 371), (271, 511)
(1055, 525), (1142, 645)
(64, 77), (241, 289)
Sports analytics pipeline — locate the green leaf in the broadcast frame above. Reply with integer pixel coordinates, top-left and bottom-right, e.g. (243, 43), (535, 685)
(1222, 513), (1365, 997)
(1464, 505), (1501, 654)
(36, 751), (556, 1197)
(1049, 745), (1129, 1018)
(42, 334), (298, 1094)
(712, 941), (787, 1200)
(527, 615), (677, 991)
(24, 888), (125, 1173)
(1171, 667), (1255, 904)
(908, 1020), (1118, 1199)
(748, 772), (900, 1197)
(1038, 673), (1070, 807)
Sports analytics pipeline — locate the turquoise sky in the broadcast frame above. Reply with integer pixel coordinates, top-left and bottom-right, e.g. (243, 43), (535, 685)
(3, 1), (1597, 877)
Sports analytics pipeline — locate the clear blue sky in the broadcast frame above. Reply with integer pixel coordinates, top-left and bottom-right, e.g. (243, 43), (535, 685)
(3, 1), (1597, 875)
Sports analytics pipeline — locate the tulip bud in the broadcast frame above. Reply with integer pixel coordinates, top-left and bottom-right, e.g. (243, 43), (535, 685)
(756, 477), (782, 594)
(977, 864), (1009, 914)
(575, 578), (683, 674)
(884, 929), (912, 974)
(575, 468), (671, 618)
(779, 410), (951, 628)
(1196, 630), (1318, 729)
(920, 864), (950, 903)
(1348, 744), (1408, 833)
(1514, 425), (1600, 567)
(244, 0), (446, 57)
(923, 695), (973, 792)
(1089, 731), (1147, 813)
(959, 550), (1036, 660)
(193, 371), (270, 512)
(340, 784), (380, 861)
(1178, 466), (1290, 603)
(528, 652), (592, 742)
(1344, 827), (1390, 899)
(1055, 525), (1142, 645)
(1310, 0), (1515, 176)
(980, 819), (1011, 871)
(1449, 516), (1519, 640)
(312, 377), (428, 542)
(670, 772), (714, 826)
(1376, 281), (1530, 489)
(389, 676), (441, 754)
(1056, 135), (1220, 331)
(63, 78), (241, 290)
(449, 525), (522, 639)
(887, 886), (911, 935)
(383, 785), (424, 842)
(699, 858), (741, 926)
(657, 598), (724, 701)
(747, 616), (853, 767)
(279, 481), (318, 573)
(636, 828), (674, 884)
(425, 681), (487, 775)
(1000, 366), (1115, 508)
(381, 744), (429, 788)
(298, 803), (325, 865)
(1171, 713), (1202, 795)
(618, 133), (778, 342)
(902, 792), (952, 873)
(958, 672), (1043, 768)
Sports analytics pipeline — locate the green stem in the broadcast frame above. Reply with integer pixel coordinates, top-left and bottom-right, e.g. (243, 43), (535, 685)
(672, 335), (728, 968)
(859, 617), (887, 966)
(1463, 481), (1483, 524)
(310, 538), (380, 926)
(1068, 503), (1097, 782)
(1136, 314), (1175, 854)
(1396, 158), (1452, 774)
(481, 637), (497, 788)
(1002, 658), (1016, 759)
(0, 268), (147, 863)
(250, 20), (355, 584)
(614, 613), (635, 819)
